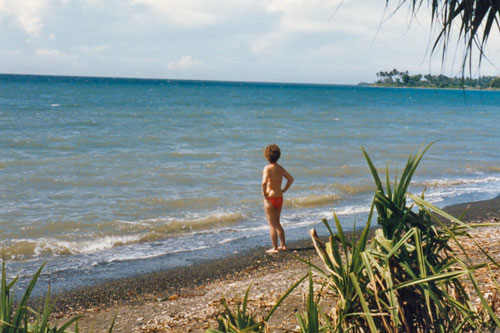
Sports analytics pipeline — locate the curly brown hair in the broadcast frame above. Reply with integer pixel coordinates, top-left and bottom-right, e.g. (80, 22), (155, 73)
(264, 144), (281, 163)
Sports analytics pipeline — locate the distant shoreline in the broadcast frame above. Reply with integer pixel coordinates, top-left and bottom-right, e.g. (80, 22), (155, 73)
(359, 83), (500, 92)
(363, 69), (499, 91)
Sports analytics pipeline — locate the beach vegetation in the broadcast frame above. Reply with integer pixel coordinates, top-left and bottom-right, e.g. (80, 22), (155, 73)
(0, 258), (112, 333)
(370, 69), (497, 89)
(295, 269), (324, 333)
(306, 144), (500, 331)
(490, 77), (500, 89)
(207, 284), (263, 333)
(207, 276), (307, 333)
(1, 259), (77, 332)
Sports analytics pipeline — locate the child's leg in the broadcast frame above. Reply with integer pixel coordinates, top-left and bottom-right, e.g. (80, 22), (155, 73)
(275, 205), (287, 250)
(264, 199), (279, 253)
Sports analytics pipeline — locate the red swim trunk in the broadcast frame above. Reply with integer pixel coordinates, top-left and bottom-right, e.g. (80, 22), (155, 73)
(266, 196), (283, 209)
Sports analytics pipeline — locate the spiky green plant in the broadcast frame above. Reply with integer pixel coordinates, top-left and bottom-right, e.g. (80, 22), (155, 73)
(0, 258), (114, 333)
(363, 144), (499, 329)
(1, 259), (81, 332)
(207, 284), (263, 333)
(309, 212), (377, 332)
(295, 268), (331, 333)
(296, 268), (322, 333)
(361, 143), (432, 240)
(206, 275), (307, 333)
(307, 145), (500, 331)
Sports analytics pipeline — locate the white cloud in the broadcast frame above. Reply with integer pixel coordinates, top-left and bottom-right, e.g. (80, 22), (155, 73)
(250, 0), (434, 57)
(0, 49), (21, 57)
(250, 0), (372, 56)
(81, 45), (109, 54)
(132, 0), (216, 28)
(130, 0), (271, 29)
(36, 48), (67, 58)
(0, 0), (49, 36)
(167, 55), (207, 70)
(266, 0), (343, 33)
(250, 31), (286, 56)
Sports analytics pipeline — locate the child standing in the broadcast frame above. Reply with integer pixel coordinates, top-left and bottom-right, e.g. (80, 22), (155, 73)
(262, 144), (294, 253)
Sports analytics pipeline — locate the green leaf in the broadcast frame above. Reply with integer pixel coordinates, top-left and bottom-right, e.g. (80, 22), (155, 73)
(385, 164), (392, 201)
(407, 193), (470, 229)
(242, 283), (252, 319)
(362, 147), (385, 197)
(12, 262), (47, 329)
(264, 273), (307, 322)
(349, 272), (378, 332)
(39, 283), (53, 333)
(467, 271), (500, 327)
(393, 270), (468, 290)
(57, 315), (85, 333)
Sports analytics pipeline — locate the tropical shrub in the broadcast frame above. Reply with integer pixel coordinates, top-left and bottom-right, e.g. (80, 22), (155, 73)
(0, 260), (83, 332)
(206, 284), (263, 333)
(206, 277), (306, 333)
(490, 77), (500, 89)
(1, 259), (117, 333)
(308, 145), (500, 331)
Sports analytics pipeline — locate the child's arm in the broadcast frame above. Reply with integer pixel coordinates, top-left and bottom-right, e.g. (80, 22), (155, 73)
(262, 166), (269, 197)
(281, 166), (294, 193)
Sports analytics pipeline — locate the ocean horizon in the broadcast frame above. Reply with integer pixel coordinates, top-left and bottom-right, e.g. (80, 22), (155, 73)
(1, 73), (500, 294)
(0, 72), (359, 87)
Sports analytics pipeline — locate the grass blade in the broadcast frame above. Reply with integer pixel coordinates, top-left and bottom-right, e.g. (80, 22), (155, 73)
(57, 315), (85, 333)
(264, 273), (307, 322)
(108, 313), (117, 333)
(393, 270), (467, 290)
(349, 272), (377, 331)
(467, 271), (500, 327)
(362, 147), (385, 197)
(408, 193), (470, 229)
(39, 283), (53, 333)
(12, 262), (46, 329)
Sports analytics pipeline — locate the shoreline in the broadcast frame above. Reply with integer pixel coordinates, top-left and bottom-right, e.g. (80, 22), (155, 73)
(50, 237), (321, 331)
(49, 196), (500, 331)
(51, 237), (318, 314)
(360, 83), (500, 91)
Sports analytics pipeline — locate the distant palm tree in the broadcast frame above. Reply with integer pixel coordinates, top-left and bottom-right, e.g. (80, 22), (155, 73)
(388, 0), (500, 72)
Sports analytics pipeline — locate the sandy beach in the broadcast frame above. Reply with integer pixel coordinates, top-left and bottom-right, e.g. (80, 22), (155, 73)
(49, 197), (500, 332)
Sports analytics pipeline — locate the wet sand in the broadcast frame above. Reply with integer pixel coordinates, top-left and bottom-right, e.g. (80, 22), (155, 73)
(441, 196), (500, 223)
(51, 196), (500, 332)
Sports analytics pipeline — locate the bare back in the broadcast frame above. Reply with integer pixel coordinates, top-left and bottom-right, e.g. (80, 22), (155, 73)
(262, 163), (293, 198)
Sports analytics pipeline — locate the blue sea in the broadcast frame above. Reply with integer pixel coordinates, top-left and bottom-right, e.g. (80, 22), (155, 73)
(1, 74), (500, 293)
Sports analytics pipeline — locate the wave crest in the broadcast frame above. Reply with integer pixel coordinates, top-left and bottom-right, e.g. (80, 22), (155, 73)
(421, 176), (500, 188)
(1, 212), (246, 261)
(287, 194), (341, 208)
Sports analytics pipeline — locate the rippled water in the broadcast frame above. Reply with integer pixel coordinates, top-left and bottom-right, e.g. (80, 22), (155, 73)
(1, 74), (500, 292)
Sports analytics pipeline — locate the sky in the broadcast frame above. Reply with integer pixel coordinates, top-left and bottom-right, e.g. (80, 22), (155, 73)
(0, 0), (499, 84)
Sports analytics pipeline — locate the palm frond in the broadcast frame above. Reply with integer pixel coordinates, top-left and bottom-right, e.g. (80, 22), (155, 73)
(387, 0), (500, 74)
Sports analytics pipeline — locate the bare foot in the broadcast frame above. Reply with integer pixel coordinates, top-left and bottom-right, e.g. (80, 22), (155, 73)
(278, 245), (288, 251)
(266, 248), (279, 254)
